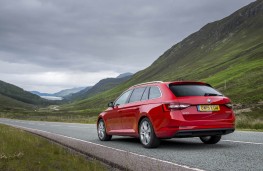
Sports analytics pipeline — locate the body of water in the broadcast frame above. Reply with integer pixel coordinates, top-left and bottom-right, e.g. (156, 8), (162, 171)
(41, 96), (63, 100)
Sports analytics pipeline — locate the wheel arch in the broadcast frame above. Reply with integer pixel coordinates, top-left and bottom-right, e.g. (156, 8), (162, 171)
(97, 116), (103, 125)
(138, 115), (147, 132)
(138, 112), (160, 135)
(137, 113), (154, 133)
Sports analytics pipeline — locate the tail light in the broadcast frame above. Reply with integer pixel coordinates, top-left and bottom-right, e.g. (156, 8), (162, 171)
(225, 103), (233, 109)
(163, 103), (190, 111)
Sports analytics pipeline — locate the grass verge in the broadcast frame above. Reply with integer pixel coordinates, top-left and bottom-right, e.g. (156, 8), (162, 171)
(235, 104), (263, 131)
(0, 114), (98, 124)
(0, 124), (107, 171)
(0, 105), (101, 124)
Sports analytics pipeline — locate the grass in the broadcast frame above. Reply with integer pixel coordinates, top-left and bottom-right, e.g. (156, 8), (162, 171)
(0, 114), (98, 124)
(0, 105), (100, 124)
(0, 124), (107, 171)
(235, 104), (263, 131)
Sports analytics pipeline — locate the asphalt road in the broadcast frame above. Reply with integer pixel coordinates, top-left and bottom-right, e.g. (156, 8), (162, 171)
(0, 118), (262, 171)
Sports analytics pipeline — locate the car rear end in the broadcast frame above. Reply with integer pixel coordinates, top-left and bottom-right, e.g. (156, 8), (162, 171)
(156, 81), (235, 139)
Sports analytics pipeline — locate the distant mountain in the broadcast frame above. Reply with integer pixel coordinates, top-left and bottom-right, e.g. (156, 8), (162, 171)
(30, 87), (87, 98)
(63, 86), (92, 100)
(116, 72), (133, 78)
(53, 87), (86, 97)
(65, 75), (132, 101)
(65, 0), (263, 111)
(30, 91), (53, 97)
(0, 80), (49, 106)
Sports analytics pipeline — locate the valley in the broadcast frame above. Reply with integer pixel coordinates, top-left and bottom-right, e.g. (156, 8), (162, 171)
(0, 0), (262, 130)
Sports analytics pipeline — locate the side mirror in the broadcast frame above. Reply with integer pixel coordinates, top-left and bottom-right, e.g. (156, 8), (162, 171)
(108, 102), (114, 108)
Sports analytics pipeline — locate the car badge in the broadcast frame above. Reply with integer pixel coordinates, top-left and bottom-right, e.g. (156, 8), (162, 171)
(207, 98), (211, 103)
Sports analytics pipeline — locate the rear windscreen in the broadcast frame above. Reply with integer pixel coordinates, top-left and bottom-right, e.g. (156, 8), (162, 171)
(169, 84), (222, 97)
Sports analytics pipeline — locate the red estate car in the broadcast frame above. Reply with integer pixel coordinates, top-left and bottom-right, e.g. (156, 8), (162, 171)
(97, 81), (235, 148)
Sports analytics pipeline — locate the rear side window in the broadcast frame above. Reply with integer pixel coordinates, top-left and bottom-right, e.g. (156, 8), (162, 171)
(115, 90), (132, 106)
(169, 84), (222, 97)
(129, 87), (146, 103)
(149, 86), (161, 99)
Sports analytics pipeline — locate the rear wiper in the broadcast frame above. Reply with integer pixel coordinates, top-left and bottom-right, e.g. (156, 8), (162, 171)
(204, 93), (222, 96)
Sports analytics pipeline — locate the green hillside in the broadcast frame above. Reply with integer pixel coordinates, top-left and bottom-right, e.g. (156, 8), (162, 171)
(0, 80), (63, 121)
(0, 94), (34, 110)
(64, 75), (132, 101)
(54, 87), (87, 97)
(63, 0), (263, 114)
(0, 80), (50, 107)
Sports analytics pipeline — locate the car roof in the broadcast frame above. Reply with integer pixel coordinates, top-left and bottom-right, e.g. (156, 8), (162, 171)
(131, 81), (209, 88)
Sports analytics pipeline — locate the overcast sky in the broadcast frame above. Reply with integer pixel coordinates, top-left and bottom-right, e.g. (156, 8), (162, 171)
(0, 0), (254, 93)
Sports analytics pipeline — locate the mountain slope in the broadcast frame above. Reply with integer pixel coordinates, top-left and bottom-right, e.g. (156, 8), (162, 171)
(65, 75), (132, 101)
(63, 0), (263, 112)
(54, 87), (86, 97)
(0, 94), (34, 110)
(31, 87), (86, 98)
(0, 80), (49, 106)
(30, 91), (53, 97)
(116, 72), (133, 78)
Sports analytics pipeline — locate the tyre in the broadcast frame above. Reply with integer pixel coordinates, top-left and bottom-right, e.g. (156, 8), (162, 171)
(200, 135), (221, 144)
(97, 119), (112, 141)
(139, 118), (160, 148)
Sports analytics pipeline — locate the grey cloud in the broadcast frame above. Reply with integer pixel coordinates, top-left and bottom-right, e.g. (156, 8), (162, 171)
(0, 0), (255, 91)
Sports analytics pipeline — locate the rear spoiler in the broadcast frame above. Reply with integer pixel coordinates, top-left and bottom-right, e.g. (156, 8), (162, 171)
(168, 81), (212, 87)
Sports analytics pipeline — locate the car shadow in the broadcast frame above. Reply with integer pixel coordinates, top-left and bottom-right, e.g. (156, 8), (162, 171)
(111, 137), (140, 144)
(159, 139), (233, 150)
(110, 137), (234, 150)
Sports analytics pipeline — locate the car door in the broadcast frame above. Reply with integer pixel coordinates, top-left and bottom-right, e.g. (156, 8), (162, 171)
(119, 87), (146, 133)
(106, 89), (132, 132)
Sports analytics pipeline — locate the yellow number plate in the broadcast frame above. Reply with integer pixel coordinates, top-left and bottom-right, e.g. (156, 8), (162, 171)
(197, 105), (220, 112)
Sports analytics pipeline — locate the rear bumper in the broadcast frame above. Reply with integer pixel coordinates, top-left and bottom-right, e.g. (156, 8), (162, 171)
(173, 128), (235, 138)
(154, 119), (235, 138)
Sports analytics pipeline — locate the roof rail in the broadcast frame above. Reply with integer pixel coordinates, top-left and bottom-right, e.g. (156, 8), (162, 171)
(132, 81), (163, 87)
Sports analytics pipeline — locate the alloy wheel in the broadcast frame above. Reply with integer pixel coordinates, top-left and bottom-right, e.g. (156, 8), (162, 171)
(98, 120), (105, 140)
(140, 120), (152, 145)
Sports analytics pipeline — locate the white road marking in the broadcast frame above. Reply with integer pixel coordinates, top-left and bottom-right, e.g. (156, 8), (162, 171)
(222, 140), (263, 145)
(1, 119), (262, 146)
(68, 126), (88, 128)
(238, 130), (263, 134)
(0, 121), (204, 171)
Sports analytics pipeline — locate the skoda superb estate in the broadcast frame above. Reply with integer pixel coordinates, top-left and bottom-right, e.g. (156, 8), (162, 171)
(97, 81), (235, 148)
